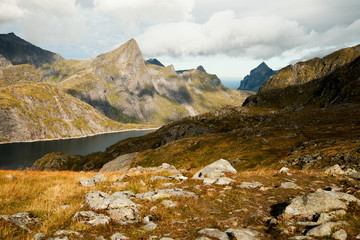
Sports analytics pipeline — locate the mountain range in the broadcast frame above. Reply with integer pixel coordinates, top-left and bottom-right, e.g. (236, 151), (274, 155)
(0, 33), (251, 142)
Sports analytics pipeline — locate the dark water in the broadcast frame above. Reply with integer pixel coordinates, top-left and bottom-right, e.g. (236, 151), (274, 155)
(0, 129), (153, 170)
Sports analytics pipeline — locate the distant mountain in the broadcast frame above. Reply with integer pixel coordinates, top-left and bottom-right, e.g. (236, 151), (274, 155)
(146, 58), (164, 67)
(243, 44), (360, 108)
(259, 44), (360, 92)
(176, 66), (206, 74)
(46, 39), (251, 125)
(0, 32), (61, 67)
(237, 62), (277, 92)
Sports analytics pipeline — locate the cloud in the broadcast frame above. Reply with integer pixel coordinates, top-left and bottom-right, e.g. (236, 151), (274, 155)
(0, 0), (24, 23)
(136, 10), (314, 59)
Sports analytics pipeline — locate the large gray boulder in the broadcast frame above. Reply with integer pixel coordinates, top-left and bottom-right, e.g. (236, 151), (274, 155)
(306, 221), (348, 237)
(79, 174), (107, 187)
(283, 189), (359, 219)
(197, 228), (228, 240)
(193, 159), (237, 179)
(99, 153), (138, 172)
(226, 228), (261, 240)
(73, 211), (110, 226)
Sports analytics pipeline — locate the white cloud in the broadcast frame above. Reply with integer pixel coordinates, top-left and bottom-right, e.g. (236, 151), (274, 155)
(136, 10), (314, 59)
(0, 0), (24, 23)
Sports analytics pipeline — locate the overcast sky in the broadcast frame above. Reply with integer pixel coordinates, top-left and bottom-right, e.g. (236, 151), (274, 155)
(1, 0), (360, 85)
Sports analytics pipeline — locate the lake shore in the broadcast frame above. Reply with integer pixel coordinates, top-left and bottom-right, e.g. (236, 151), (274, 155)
(0, 127), (159, 145)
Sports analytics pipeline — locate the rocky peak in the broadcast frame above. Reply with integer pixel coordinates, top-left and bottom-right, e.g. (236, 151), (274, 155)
(238, 62), (276, 92)
(196, 65), (206, 72)
(146, 58), (165, 67)
(0, 32), (62, 67)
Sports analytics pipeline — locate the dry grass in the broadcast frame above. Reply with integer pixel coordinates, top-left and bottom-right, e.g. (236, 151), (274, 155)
(1, 169), (359, 239)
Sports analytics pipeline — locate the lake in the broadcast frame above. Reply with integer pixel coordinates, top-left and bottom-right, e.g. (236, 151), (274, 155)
(0, 129), (153, 170)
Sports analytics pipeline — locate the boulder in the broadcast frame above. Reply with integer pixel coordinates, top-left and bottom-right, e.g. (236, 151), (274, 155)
(5, 174), (17, 180)
(73, 211), (110, 226)
(99, 153), (138, 172)
(279, 182), (301, 189)
(79, 179), (95, 187)
(333, 229), (347, 240)
(54, 230), (80, 237)
(215, 177), (235, 185)
(283, 189), (359, 219)
(0, 212), (39, 232)
(324, 164), (345, 175)
(193, 159), (237, 179)
(143, 221), (157, 231)
(110, 232), (129, 240)
(239, 182), (263, 189)
(84, 191), (109, 210)
(33, 233), (46, 240)
(79, 174), (107, 187)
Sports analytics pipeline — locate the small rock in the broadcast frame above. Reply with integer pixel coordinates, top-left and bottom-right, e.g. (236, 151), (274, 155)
(5, 174), (17, 180)
(150, 206), (157, 212)
(140, 179), (146, 186)
(143, 221), (157, 231)
(162, 200), (177, 208)
(135, 188), (198, 201)
(115, 174), (130, 182)
(91, 174), (107, 183)
(198, 228), (228, 240)
(162, 183), (174, 187)
(216, 177), (235, 185)
(73, 211), (110, 226)
(324, 164), (345, 175)
(333, 229), (347, 240)
(203, 178), (217, 185)
(143, 215), (153, 224)
(306, 221), (348, 237)
(160, 238), (174, 240)
(225, 228), (260, 240)
(79, 179), (96, 187)
(279, 182), (301, 189)
(150, 176), (169, 181)
(54, 230), (80, 237)
(279, 167), (290, 174)
(110, 232), (129, 240)
(168, 174), (188, 181)
(239, 182), (263, 189)
(59, 205), (70, 210)
(33, 233), (46, 240)
(316, 209), (346, 223)
(289, 237), (312, 240)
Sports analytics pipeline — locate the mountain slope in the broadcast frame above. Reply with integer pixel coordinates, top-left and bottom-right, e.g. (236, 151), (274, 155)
(260, 44), (360, 92)
(47, 39), (251, 125)
(238, 62), (277, 92)
(0, 33), (61, 67)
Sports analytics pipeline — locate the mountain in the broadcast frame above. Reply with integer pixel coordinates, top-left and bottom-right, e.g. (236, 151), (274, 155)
(259, 44), (360, 92)
(44, 39), (251, 125)
(243, 45), (360, 108)
(146, 58), (164, 67)
(0, 64), (145, 143)
(0, 33), (62, 67)
(237, 62), (277, 92)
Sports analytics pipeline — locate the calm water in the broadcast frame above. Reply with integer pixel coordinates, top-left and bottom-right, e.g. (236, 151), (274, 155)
(0, 129), (153, 170)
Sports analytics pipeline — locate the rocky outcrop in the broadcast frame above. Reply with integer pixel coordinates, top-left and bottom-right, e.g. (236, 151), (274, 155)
(99, 153), (138, 172)
(193, 159), (237, 179)
(260, 44), (360, 92)
(0, 64), (43, 87)
(0, 32), (61, 67)
(238, 62), (277, 92)
(0, 212), (39, 232)
(0, 83), (126, 143)
(0, 54), (12, 67)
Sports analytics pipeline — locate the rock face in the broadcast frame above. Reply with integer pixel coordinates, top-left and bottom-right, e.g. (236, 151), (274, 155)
(146, 58), (165, 67)
(0, 82), (125, 143)
(0, 32), (61, 67)
(238, 62), (277, 92)
(0, 212), (39, 232)
(99, 153), (138, 172)
(0, 64), (43, 87)
(0, 54), (12, 67)
(244, 44), (360, 108)
(51, 39), (250, 125)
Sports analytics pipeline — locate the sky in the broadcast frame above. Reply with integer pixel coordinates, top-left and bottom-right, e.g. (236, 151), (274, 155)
(1, 0), (360, 87)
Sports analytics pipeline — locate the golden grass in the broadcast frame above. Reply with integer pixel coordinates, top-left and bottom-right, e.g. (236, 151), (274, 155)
(0, 169), (359, 239)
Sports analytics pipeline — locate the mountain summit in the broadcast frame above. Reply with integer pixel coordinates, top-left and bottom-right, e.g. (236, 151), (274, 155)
(237, 62), (276, 92)
(0, 32), (61, 67)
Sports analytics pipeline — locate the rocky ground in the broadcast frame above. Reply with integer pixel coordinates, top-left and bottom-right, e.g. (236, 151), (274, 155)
(1, 160), (360, 240)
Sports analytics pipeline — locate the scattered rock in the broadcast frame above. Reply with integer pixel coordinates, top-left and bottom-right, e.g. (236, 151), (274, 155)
(306, 221), (348, 237)
(215, 177), (235, 185)
(289, 236), (312, 240)
(226, 228), (261, 240)
(99, 153), (138, 172)
(279, 167), (290, 174)
(79, 174), (107, 187)
(279, 182), (301, 189)
(162, 200), (177, 208)
(150, 176), (169, 181)
(115, 174), (130, 182)
(316, 209), (346, 223)
(135, 188), (198, 201)
(59, 205), (70, 210)
(203, 178), (217, 185)
(110, 232), (129, 240)
(193, 159), (237, 179)
(73, 211), (110, 226)
(143, 221), (157, 231)
(333, 229), (347, 240)
(128, 163), (179, 174)
(324, 164), (345, 175)
(197, 228), (228, 240)
(160, 238), (174, 240)
(54, 230), (81, 237)
(33, 233), (46, 240)
(168, 174), (188, 181)
(0, 212), (39, 232)
(5, 174), (17, 180)
(239, 182), (263, 189)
